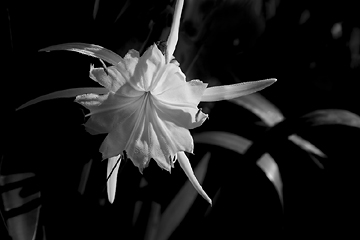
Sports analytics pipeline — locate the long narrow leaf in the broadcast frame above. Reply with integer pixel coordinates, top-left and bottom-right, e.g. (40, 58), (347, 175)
(78, 159), (93, 195)
(303, 109), (360, 128)
(93, 0), (100, 20)
(257, 153), (283, 203)
(194, 131), (283, 202)
(193, 131), (251, 154)
(230, 93), (284, 126)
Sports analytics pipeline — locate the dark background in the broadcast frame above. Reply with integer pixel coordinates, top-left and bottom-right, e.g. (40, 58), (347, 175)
(2, 0), (360, 239)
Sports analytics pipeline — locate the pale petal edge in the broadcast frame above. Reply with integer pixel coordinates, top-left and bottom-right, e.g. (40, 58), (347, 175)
(201, 78), (277, 102)
(177, 151), (212, 205)
(40, 43), (123, 66)
(16, 87), (108, 111)
(107, 154), (122, 204)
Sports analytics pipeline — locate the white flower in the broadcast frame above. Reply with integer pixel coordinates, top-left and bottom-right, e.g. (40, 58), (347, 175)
(17, 0), (276, 205)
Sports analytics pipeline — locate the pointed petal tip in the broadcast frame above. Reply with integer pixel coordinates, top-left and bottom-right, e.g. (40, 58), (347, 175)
(203, 192), (212, 205)
(177, 152), (212, 205)
(267, 78), (277, 84)
(107, 155), (122, 204)
(269, 78), (277, 82)
(108, 195), (115, 204)
(201, 78), (277, 102)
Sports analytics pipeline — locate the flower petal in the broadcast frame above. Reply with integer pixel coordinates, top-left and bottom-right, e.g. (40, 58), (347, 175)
(40, 43), (123, 66)
(131, 44), (165, 91)
(151, 63), (208, 128)
(149, 100), (194, 169)
(201, 78), (277, 102)
(123, 93), (193, 171)
(90, 65), (127, 93)
(153, 97), (207, 131)
(16, 87), (108, 110)
(107, 154), (122, 203)
(177, 151), (212, 205)
(166, 0), (184, 63)
(98, 92), (196, 172)
(75, 92), (110, 113)
(98, 94), (145, 160)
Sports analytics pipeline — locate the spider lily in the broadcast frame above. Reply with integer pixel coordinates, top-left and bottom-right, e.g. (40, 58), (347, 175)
(17, 0), (276, 205)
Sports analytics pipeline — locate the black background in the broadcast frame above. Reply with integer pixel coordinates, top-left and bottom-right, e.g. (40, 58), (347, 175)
(2, 0), (360, 239)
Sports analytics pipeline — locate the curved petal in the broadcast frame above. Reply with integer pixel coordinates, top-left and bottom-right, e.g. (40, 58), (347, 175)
(84, 117), (109, 135)
(90, 65), (127, 93)
(98, 94), (145, 160)
(131, 44), (165, 91)
(16, 87), (108, 110)
(201, 78), (277, 102)
(151, 62), (208, 127)
(107, 154), (122, 204)
(153, 98), (207, 130)
(151, 62), (186, 95)
(153, 71), (208, 128)
(166, 0), (184, 63)
(177, 152), (212, 205)
(150, 99), (194, 167)
(40, 43), (123, 66)
(123, 49), (140, 78)
(124, 94), (194, 171)
(75, 93), (110, 113)
(151, 62), (207, 105)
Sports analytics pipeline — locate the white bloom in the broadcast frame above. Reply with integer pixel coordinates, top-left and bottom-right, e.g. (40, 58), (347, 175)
(17, 0), (276, 205)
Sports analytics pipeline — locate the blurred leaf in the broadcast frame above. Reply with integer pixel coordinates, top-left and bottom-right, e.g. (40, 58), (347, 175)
(288, 135), (326, 158)
(0, 173), (42, 240)
(257, 153), (283, 203)
(242, 109), (360, 203)
(194, 131), (283, 204)
(114, 0), (131, 23)
(302, 109), (360, 128)
(244, 109), (360, 164)
(229, 92), (284, 126)
(288, 135), (326, 169)
(78, 159), (93, 195)
(132, 201), (143, 226)
(204, 187), (221, 217)
(145, 202), (161, 240)
(152, 152), (211, 240)
(93, 0), (100, 20)
(193, 131), (251, 154)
